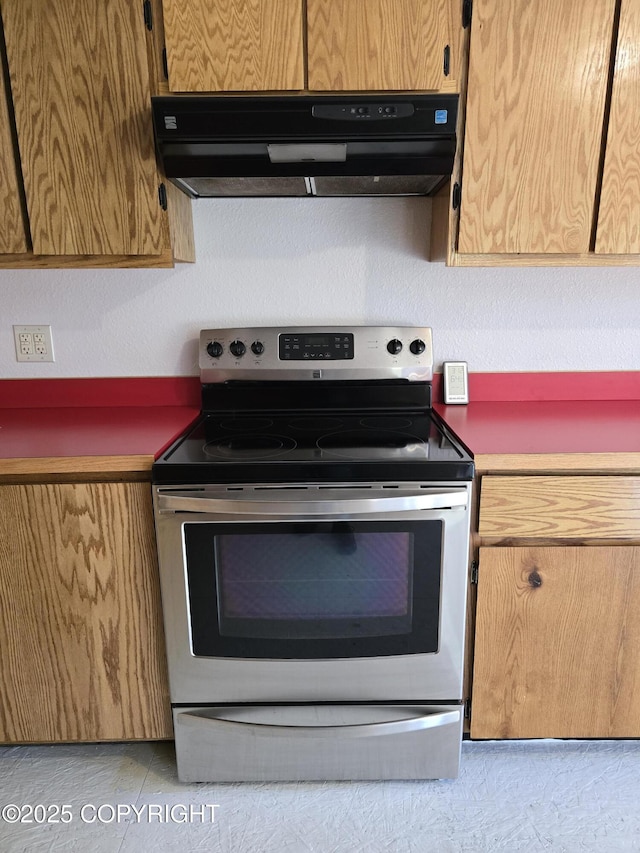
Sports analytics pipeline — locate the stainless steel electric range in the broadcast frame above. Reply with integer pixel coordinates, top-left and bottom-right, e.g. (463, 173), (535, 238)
(152, 326), (474, 782)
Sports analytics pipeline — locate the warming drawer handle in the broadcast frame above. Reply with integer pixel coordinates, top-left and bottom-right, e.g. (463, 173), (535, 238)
(157, 489), (468, 516)
(176, 709), (461, 739)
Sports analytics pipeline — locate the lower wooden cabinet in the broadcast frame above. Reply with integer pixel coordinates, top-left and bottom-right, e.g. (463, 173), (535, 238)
(470, 473), (640, 739)
(471, 545), (640, 739)
(0, 481), (172, 743)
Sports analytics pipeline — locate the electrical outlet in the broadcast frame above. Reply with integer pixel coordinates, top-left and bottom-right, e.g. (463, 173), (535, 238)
(13, 325), (55, 362)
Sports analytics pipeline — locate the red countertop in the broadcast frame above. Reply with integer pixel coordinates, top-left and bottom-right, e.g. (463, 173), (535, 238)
(0, 378), (201, 477)
(3, 374), (640, 478)
(0, 406), (200, 476)
(435, 400), (640, 473)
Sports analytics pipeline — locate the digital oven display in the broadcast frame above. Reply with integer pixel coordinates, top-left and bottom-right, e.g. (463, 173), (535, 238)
(279, 332), (354, 361)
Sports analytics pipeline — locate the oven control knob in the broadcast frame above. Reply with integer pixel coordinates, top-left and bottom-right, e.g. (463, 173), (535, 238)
(251, 341), (265, 356)
(206, 341), (223, 358)
(409, 338), (426, 355)
(229, 340), (246, 358)
(387, 338), (403, 355)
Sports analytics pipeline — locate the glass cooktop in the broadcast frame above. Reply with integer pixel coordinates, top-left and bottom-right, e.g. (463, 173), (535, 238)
(153, 411), (474, 484)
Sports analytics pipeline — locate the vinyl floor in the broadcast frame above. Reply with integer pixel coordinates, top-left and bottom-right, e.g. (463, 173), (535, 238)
(0, 739), (639, 852)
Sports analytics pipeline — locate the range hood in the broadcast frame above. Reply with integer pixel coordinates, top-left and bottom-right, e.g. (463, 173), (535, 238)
(151, 94), (458, 198)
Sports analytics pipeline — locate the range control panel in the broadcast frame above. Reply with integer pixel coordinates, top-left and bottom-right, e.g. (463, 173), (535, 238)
(200, 326), (433, 383)
(279, 333), (354, 361)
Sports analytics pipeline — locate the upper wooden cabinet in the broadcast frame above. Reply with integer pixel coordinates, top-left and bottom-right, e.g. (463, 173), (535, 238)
(458, 0), (616, 256)
(162, 0), (459, 93)
(439, 0), (640, 265)
(162, 0), (305, 92)
(595, 0), (640, 254)
(307, 0), (458, 92)
(0, 0), (194, 266)
(0, 28), (28, 254)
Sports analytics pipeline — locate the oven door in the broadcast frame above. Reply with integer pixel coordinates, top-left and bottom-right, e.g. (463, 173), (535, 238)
(154, 483), (472, 703)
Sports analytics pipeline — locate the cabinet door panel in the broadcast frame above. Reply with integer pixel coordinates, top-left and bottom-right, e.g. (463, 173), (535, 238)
(0, 29), (28, 254)
(471, 546), (640, 739)
(162, 0), (304, 92)
(307, 0), (456, 91)
(2, 0), (164, 256)
(0, 483), (172, 743)
(595, 0), (640, 254)
(458, 0), (616, 254)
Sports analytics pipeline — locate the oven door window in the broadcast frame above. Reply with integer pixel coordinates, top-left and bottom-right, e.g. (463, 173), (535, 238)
(183, 521), (442, 659)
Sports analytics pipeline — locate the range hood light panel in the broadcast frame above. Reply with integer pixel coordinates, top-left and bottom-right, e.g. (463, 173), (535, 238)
(267, 143), (348, 163)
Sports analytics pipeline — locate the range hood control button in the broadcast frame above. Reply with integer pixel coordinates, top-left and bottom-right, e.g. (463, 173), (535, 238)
(207, 341), (223, 358)
(410, 339), (426, 355)
(387, 339), (403, 355)
(230, 340), (246, 358)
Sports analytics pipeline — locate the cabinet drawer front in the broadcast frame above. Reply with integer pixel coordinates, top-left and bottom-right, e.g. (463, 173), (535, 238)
(479, 476), (640, 539)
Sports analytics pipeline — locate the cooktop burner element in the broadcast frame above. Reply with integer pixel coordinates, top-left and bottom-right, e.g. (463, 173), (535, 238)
(152, 325), (473, 484)
(317, 429), (426, 459)
(203, 434), (297, 460)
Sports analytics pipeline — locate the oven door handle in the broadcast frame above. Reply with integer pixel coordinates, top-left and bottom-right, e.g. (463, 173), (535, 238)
(176, 707), (461, 739)
(156, 488), (468, 516)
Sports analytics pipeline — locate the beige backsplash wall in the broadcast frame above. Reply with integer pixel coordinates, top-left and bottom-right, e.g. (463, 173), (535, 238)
(1, 197), (639, 379)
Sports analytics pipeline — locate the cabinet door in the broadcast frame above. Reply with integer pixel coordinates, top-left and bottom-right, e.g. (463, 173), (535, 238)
(471, 546), (640, 739)
(595, 0), (640, 254)
(0, 24), (28, 254)
(0, 483), (172, 743)
(162, 0), (304, 92)
(1, 0), (166, 256)
(458, 0), (616, 255)
(307, 0), (457, 92)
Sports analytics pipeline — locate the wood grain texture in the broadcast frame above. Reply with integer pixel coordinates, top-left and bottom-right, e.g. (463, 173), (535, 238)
(0, 250), (175, 269)
(307, 0), (458, 92)
(479, 475), (640, 539)
(0, 456), (155, 478)
(2, 0), (166, 256)
(475, 453), (640, 476)
(458, 0), (616, 255)
(162, 0), (304, 92)
(145, 0), (170, 96)
(596, 0), (640, 254)
(166, 180), (195, 262)
(0, 482), (172, 743)
(471, 546), (640, 738)
(430, 17), (470, 262)
(0, 20), (28, 254)
(449, 252), (640, 266)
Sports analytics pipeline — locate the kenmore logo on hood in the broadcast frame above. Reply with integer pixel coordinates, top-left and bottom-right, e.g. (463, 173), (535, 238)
(151, 94), (458, 199)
